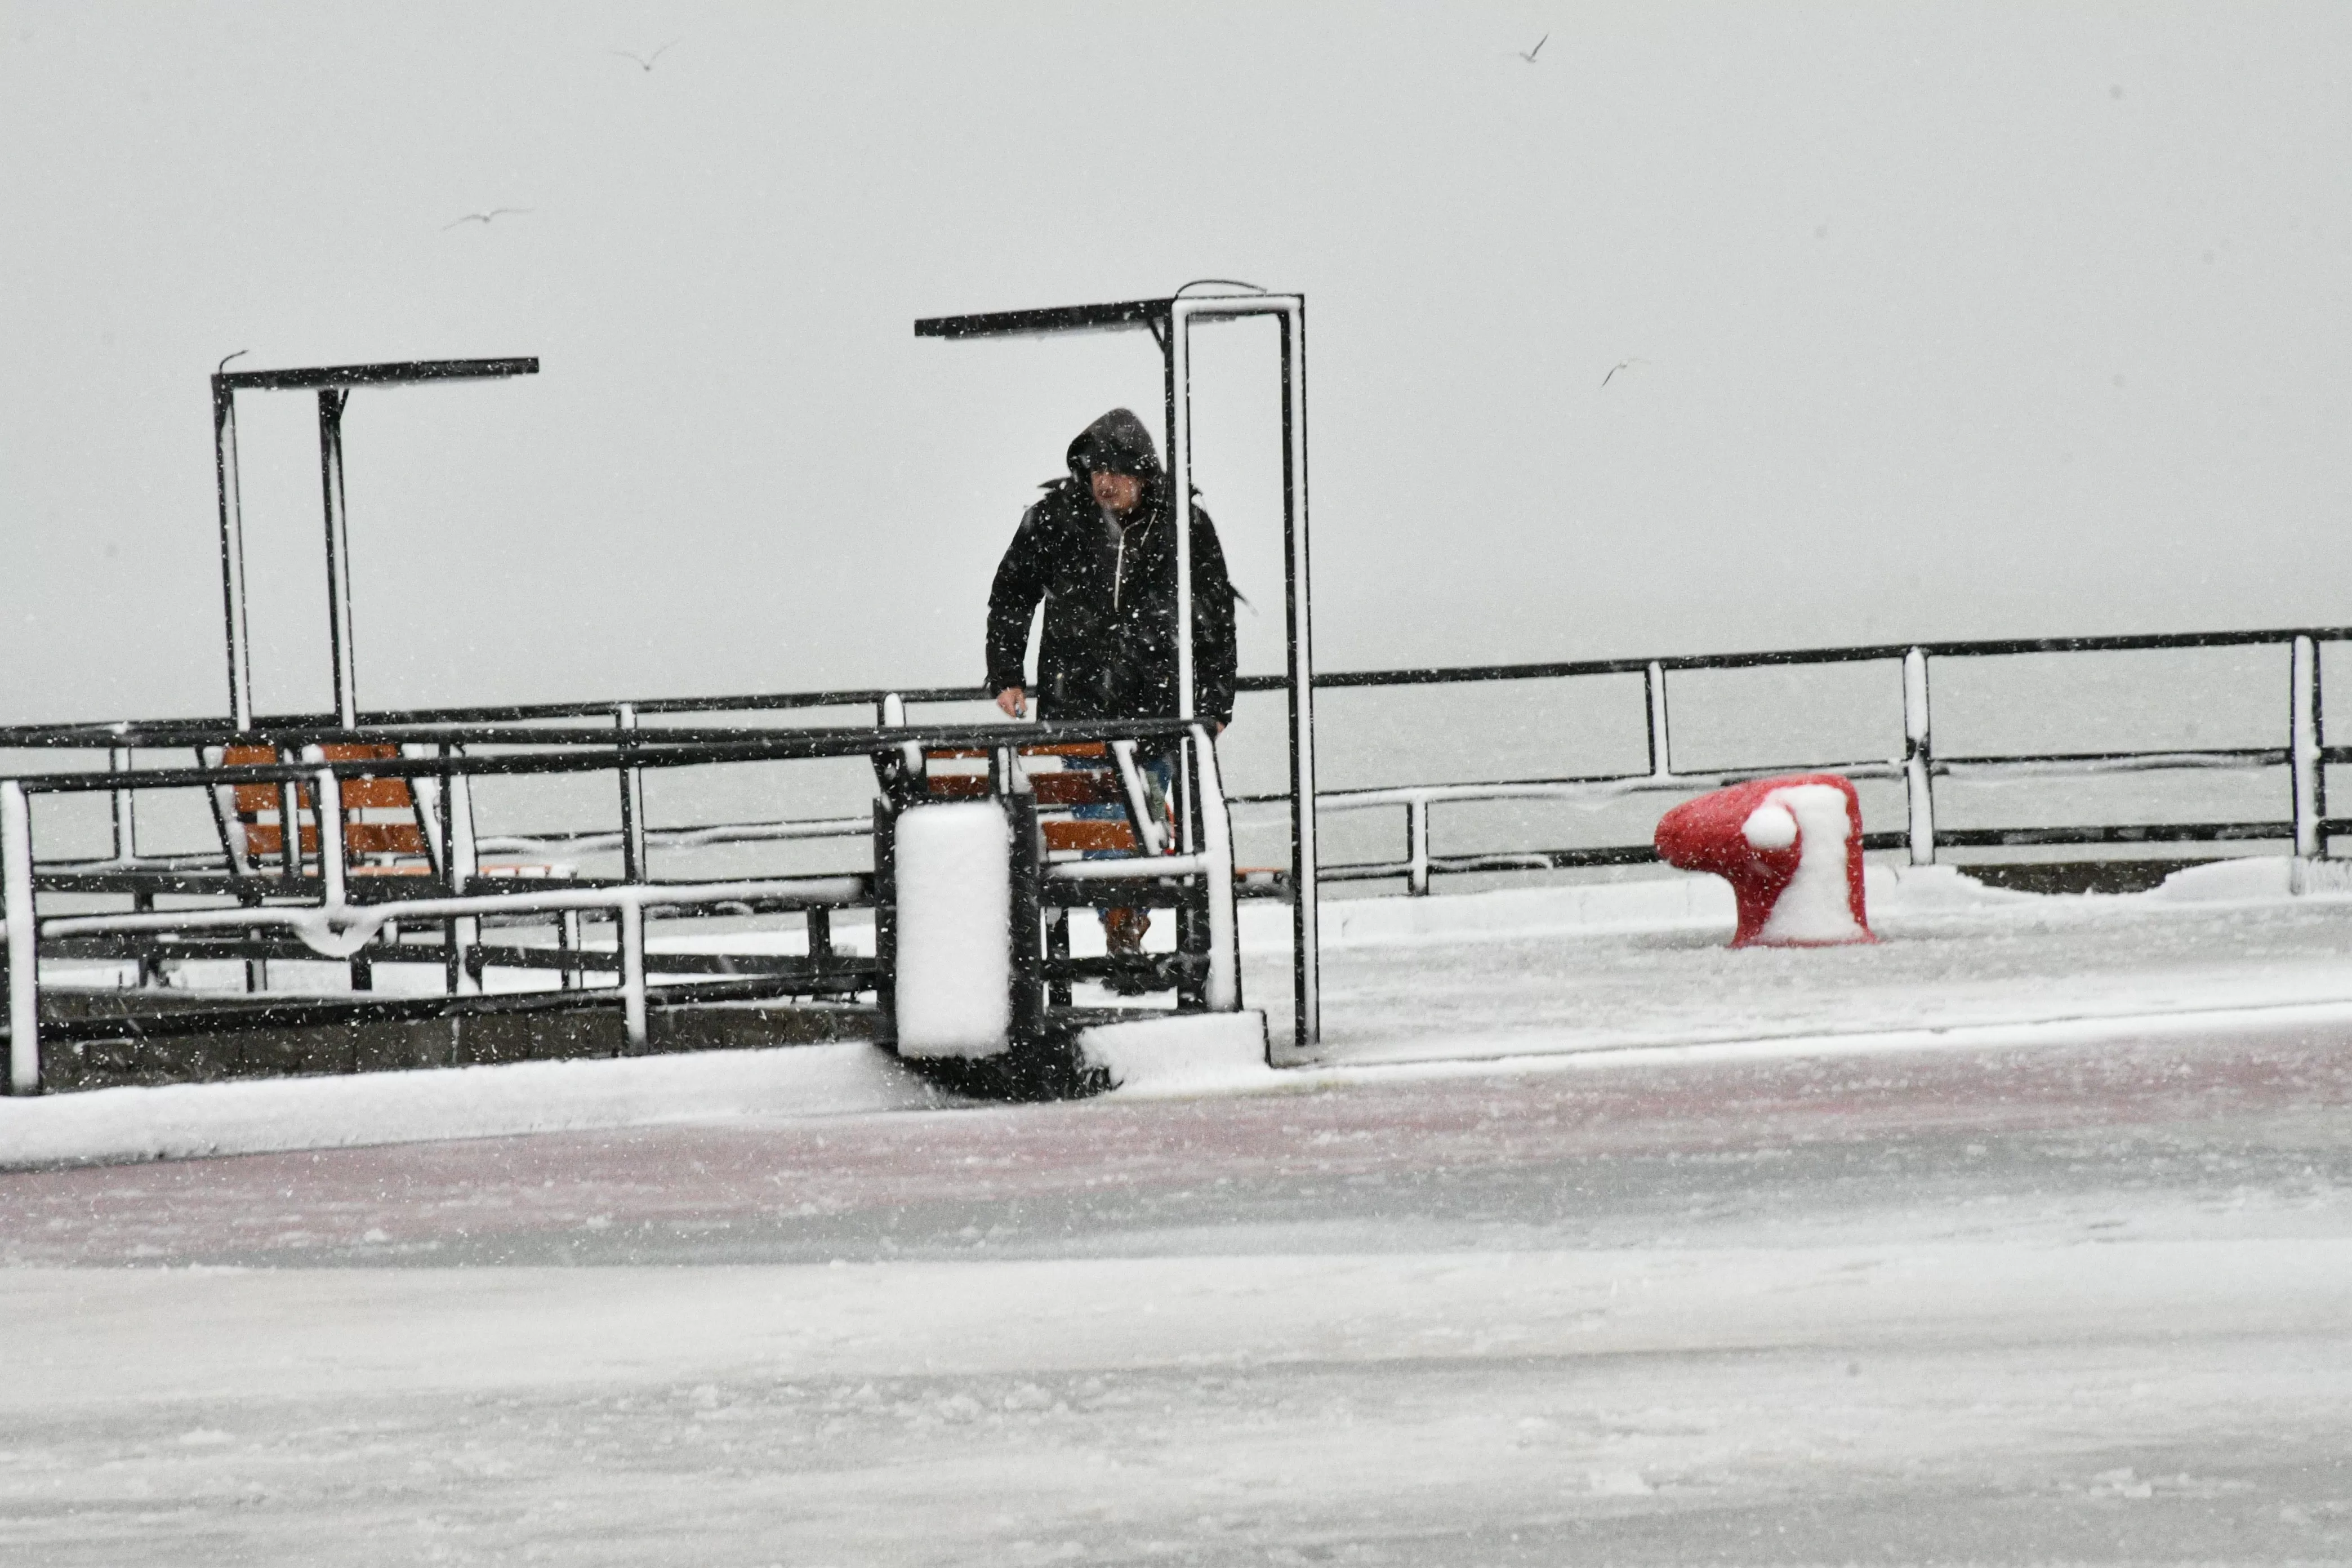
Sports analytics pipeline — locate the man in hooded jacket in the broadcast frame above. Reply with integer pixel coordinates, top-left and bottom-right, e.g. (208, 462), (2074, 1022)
(987, 407), (1237, 730)
(986, 408), (1239, 967)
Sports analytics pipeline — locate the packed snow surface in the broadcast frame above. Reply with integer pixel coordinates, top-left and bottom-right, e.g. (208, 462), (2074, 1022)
(3, 861), (2351, 1561)
(3, 1012), (2350, 1563)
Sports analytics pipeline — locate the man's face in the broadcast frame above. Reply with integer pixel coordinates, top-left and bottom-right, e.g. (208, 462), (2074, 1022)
(1090, 470), (1145, 516)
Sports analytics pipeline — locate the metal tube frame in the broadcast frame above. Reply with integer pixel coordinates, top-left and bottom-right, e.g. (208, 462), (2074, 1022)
(207, 357), (537, 734)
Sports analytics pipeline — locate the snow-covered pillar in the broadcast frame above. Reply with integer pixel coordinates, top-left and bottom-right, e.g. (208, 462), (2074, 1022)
(2292, 633), (2325, 861)
(1903, 648), (1935, 866)
(3, 782), (40, 1094)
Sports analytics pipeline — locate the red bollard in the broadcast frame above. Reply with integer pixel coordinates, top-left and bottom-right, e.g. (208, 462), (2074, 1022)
(1654, 773), (1874, 947)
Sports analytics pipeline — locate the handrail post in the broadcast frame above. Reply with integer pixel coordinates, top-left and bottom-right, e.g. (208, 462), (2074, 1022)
(1903, 647), (1936, 866)
(614, 703), (649, 1049)
(1406, 797), (1431, 896)
(617, 703), (648, 881)
(619, 892), (649, 1051)
(1645, 661), (1671, 779)
(108, 746), (136, 863)
(2292, 633), (2324, 862)
(447, 753), (480, 996)
(3, 782), (41, 1094)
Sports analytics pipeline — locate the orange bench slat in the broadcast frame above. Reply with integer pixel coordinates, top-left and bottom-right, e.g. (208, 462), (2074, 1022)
(1042, 820), (1138, 853)
(1030, 773), (1125, 807)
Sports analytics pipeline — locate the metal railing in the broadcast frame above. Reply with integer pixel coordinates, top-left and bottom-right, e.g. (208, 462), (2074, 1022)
(4, 621), (2341, 1094)
(1223, 625), (2338, 894)
(0, 714), (1201, 1094)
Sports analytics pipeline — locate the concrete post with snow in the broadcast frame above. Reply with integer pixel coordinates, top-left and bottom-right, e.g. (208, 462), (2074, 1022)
(1655, 774), (1875, 947)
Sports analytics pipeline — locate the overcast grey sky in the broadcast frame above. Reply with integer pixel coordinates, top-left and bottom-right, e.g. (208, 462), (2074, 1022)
(3, 2), (2348, 727)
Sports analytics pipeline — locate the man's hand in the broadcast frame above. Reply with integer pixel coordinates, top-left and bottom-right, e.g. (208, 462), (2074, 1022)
(995, 687), (1027, 719)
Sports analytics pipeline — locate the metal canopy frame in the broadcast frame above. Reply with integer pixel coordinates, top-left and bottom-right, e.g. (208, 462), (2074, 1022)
(916, 291), (1319, 1057)
(211, 357), (540, 731)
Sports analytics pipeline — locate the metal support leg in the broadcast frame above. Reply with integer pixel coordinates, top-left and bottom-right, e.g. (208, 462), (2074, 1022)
(1903, 647), (1936, 866)
(558, 909), (582, 990)
(1405, 798), (1431, 896)
(805, 906), (833, 992)
(1046, 907), (1072, 1009)
(1006, 794), (1044, 1045)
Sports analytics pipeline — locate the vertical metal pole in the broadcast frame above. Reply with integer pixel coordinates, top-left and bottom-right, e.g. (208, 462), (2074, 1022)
(276, 751), (301, 883)
(2292, 633), (2324, 861)
(213, 378), (255, 730)
(558, 909), (582, 990)
(1279, 301), (1318, 1056)
(617, 705), (648, 882)
(1190, 723), (1240, 1010)
(1170, 306), (1197, 729)
(1645, 661), (1671, 778)
(448, 757), (480, 996)
(1406, 798), (1431, 896)
(3, 782), (41, 1094)
(1903, 647), (1936, 866)
(109, 747), (137, 863)
(1005, 794), (1044, 1046)
(318, 389), (359, 728)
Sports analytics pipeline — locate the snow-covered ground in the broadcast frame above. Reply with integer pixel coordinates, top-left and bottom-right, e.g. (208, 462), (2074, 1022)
(3, 862), (2351, 1562)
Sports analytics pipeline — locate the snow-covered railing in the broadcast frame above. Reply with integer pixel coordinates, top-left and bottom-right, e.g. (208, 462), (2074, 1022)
(0, 714), (1208, 1094)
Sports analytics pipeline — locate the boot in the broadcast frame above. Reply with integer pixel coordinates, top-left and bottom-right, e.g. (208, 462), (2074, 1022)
(1104, 907), (1153, 994)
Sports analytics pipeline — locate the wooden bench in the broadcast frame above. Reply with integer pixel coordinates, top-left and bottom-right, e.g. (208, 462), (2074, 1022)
(210, 743), (434, 876)
(917, 742), (1169, 857)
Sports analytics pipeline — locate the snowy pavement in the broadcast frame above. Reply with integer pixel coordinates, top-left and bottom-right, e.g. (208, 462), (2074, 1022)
(1267, 860), (2352, 1065)
(4, 999), (2351, 1563)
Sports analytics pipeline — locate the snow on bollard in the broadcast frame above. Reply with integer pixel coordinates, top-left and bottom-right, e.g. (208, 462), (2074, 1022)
(1654, 774), (1874, 947)
(892, 800), (1014, 1058)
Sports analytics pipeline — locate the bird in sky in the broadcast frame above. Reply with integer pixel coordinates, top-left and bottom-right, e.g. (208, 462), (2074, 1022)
(1601, 358), (1643, 388)
(612, 39), (680, 72)
(444, 208), (531, 230)
(1517, 33), (1548, 63)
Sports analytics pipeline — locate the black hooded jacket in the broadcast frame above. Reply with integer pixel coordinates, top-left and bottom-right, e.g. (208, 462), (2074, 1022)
(985, 409), (1239, 727)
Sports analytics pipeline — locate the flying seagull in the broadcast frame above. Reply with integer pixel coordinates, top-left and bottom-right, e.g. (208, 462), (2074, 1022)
(444, 208), (531, 230)
(1517, 33), (1548, 63)
(612, 39), (680, 71)
(1601, 357), (1643, 388)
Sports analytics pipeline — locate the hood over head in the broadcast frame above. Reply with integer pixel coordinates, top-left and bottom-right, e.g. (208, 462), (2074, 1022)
(1066, 408), (1163, 484)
